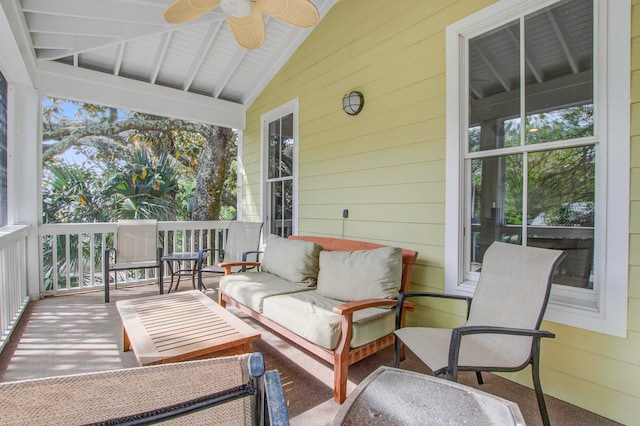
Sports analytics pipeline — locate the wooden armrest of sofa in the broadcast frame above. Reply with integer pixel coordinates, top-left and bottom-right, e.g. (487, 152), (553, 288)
(333, 299), (416, 315)
(218, 261), (261, 275)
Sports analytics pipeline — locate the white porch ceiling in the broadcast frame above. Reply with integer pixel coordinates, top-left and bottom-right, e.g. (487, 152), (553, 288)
(5, 0), (338, 128)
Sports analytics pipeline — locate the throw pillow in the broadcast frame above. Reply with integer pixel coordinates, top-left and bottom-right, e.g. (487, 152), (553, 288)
(316, 246), (402, 302)
(260, 235), (322, 286)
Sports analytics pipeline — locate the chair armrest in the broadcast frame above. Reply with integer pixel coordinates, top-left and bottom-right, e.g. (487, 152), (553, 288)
(264, 370), (290, 426)
(398, 291), (471, 303)
(446, 325), (556, 380)
(197, 248), (221, 267)
(452, 325), (555, 339)
(218, 261), (261, 275)
(241, 250), (263, 262)
(396, 292), (472, 329)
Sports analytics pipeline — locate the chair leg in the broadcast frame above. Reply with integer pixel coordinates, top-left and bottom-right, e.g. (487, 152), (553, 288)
(532, 356), (551, 426)
(104, 250), (110, 303)
(394, 336), (402, 368)
(475, 371), (483, 385)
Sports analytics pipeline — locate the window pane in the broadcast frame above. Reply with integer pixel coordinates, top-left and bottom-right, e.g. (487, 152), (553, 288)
(281, 114), (293, 178)
(0, 72), (7, 227)
(269, 180), (293, 238)
(524, 0), (594, 145)
(470, 154), (523, 268)
(527, 146), (595, 289)
(268, 119), (280, 179)
(268, 114), (294, 180)
(468, 20), (520, 152)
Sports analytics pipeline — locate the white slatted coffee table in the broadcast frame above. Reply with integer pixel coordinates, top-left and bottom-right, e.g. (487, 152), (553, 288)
(116, 290), (260, 366)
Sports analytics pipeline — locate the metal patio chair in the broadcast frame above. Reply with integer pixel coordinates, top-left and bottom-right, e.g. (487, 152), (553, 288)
(197, 221), (263, 288)
(394, 241), (565, 426)
(103, 219), (163, 302)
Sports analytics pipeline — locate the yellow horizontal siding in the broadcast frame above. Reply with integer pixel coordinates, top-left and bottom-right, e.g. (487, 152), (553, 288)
(241, 0), (640, 422)
(630, 266), (640, 298)
(297, 203), (445, 225)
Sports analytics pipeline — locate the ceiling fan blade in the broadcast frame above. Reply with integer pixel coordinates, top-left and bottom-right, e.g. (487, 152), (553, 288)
(227, 4), (266, 49)
(163, 0), (220, 24)
(259, 0), (319, 28)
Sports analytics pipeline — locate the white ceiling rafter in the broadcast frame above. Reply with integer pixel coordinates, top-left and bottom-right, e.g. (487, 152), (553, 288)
(213, 48), (249, 98)
(21, 0), (173, 25)
(32, 13), (224, 60)
(6, 0), (340, 128)
(150, 33), (172, 84)
(182, 21), (223, 91)
(114, 43), (125, 75)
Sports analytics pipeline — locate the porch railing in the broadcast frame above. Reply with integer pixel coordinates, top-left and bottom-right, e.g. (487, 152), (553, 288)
(39, 221), (232, 296)
(0, 225), (30, 352)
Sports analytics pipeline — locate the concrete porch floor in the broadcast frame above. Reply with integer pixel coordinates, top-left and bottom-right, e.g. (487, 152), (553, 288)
(0, 278), (621, 425)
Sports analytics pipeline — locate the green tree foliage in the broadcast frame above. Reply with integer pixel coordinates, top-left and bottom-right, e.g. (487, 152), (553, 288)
(42, 98), (237, 223)
(43, 162), (108, 223)
(103, 148), (180, 220)
(470, 104), (595, 228)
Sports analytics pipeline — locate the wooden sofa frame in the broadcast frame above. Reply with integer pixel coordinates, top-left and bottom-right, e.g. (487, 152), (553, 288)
(218, 236), (419, 404)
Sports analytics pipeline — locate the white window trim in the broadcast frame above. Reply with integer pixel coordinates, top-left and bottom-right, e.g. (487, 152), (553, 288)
(445, 0), (629, 337)
(260, 98), (299, 236)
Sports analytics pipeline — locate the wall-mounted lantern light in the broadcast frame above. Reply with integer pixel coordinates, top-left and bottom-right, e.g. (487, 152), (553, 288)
(342, 91), (364, 116)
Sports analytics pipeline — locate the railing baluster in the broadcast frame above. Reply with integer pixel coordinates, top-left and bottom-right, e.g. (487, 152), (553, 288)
(65, 234), (71, 290)
(38, 222), (230, 296)
(0, 226), (31, 353)
(52, 234), (58, 291)
(89, 232), (95, 287)
(76, 232), (82, 289)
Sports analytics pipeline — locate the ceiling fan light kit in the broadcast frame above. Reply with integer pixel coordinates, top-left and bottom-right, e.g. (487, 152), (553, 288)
(164, 0), (320, 49)
(220, 0), (252, 17)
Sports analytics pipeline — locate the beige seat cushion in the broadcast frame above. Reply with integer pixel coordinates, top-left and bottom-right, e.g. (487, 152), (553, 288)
(260, 235), (322, 286)
(220, 272), (313, 312)
(262, 290), (396, 350)
(316, 246), (402, 302)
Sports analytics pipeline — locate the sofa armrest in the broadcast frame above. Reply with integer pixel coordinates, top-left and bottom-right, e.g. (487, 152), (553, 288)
(218, 261), (261, 275)
(333, 299), (416, 315)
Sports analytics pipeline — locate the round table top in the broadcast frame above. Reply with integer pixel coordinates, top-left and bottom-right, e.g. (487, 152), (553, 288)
(161, 251), (208, 261)
(333, 367), (525, 426)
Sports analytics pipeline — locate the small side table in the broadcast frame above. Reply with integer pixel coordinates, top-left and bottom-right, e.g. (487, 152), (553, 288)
(161, 251), (209, 292)
(332, 367), (525, 425)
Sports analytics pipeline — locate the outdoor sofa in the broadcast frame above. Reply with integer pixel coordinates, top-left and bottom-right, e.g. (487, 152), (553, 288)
(217, 234), (418, 404)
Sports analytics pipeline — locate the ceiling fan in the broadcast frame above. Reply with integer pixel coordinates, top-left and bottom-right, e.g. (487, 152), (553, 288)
(163, 0), (319, 49)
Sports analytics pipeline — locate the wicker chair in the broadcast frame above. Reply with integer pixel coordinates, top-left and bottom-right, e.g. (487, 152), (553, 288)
(394, 241), (565, 426)
(0, 353), (288, 425)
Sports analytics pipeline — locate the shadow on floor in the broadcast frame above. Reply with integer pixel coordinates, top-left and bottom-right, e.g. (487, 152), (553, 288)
(0, 282), (621, 426)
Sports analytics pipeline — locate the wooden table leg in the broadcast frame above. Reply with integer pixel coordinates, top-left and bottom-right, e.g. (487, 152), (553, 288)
(123, 327), (131, 352)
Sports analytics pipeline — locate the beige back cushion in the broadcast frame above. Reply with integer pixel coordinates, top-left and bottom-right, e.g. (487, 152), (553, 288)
(316, 246), (402, 302)
(260, 235), (322, 286)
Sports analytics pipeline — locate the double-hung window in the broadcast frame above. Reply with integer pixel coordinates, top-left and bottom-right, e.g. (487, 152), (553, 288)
(445, 0), (629, 336)
(262, 99), (299, 238)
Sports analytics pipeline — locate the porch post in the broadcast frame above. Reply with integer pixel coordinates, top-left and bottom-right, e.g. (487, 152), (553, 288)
(8, 84), (41, 301)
